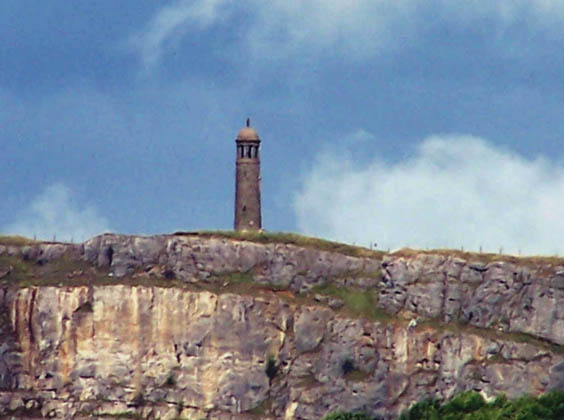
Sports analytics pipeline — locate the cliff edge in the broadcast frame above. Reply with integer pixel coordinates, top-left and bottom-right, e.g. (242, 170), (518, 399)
(1, 232), (564, 419)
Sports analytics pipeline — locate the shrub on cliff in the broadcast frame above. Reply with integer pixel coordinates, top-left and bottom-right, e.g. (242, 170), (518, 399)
(265, 354), (278, 381)
(440, 391), (486, 418)
(397, 390), (564, 420)
(324, 391), (564, 420)
(321, 411), (373, 420)
(397, 398), (441, 420)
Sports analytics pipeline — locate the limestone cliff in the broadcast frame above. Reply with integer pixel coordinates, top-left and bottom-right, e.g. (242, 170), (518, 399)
(1, 233), (564, 419)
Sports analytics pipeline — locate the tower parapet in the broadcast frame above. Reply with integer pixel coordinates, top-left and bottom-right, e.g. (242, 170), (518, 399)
(234, 119), (262, 230)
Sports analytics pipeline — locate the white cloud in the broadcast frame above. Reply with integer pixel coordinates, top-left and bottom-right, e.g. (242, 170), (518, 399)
(293, 134), (564, 256)
(246, 0), (410, 58)
(3, 183), (111, 243)
(346, 128), (376, 144)
(129, 0), (230, 69)
(129, 0), (564, 67)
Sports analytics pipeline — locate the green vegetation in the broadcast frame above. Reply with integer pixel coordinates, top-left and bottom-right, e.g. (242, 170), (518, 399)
(0, 235), (37, 246)
(248, 399), (272, 417)
(205, 271), (269, 297)
(397, 390), (564, 420)
(311, 283), (389, 321)
(0, 255), (33, 283)
(265, 354), (279, 381)
(339, 357), (372, 382)
(321, 390), (564, 420)
(344, 369), (371, 382)
(0, 254), (109, 287)
(206, 271), (254, 288)
(0, 252), (198, 289)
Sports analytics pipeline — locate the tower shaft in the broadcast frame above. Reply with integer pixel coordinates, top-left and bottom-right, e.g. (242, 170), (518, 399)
(235, 158), (261, 230)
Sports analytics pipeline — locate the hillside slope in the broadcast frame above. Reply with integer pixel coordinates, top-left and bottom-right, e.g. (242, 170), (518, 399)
(1, 232), (564, 419)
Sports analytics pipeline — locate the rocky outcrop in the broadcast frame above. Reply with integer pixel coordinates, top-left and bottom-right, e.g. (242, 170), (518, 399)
(1, 234), (564, 419)
(380, 253), (564, 345)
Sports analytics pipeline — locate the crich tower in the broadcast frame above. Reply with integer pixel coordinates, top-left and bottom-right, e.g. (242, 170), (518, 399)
(234, 118), (262, 231)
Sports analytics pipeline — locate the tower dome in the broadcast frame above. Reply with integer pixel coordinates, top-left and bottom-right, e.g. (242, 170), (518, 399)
(236, 118), (260, 141)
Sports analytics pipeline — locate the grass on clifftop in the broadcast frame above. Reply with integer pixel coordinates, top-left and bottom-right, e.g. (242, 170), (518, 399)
(0, 235), (38, 246)
(177, 231), (564, 269)
(5, 230), (564, 268)
(175, 230), (385, 259)
(0, 254), (112, 287)
(392, 247), (564, 272)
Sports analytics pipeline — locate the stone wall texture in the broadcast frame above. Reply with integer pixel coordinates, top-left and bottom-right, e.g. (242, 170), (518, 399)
(1, 234), (564, 419)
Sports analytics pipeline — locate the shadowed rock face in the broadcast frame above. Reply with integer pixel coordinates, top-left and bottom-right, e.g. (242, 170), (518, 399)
(1, 234), (564, 419)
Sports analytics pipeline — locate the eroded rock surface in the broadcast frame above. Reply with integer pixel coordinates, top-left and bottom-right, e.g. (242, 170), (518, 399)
(1, 234), (564, 419)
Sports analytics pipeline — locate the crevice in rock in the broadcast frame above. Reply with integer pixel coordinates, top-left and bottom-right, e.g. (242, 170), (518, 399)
(27, 288), (37, 345)
(105, 246), (114, 267)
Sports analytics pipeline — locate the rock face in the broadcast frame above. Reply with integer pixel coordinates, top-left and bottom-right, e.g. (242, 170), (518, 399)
(1, 234), (564, 419)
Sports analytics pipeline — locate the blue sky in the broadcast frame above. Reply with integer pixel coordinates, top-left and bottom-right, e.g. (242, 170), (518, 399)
(3, 1), (564, 255)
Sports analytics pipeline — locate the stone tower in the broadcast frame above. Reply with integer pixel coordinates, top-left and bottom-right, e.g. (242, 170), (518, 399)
(234, 119), (262, 231)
